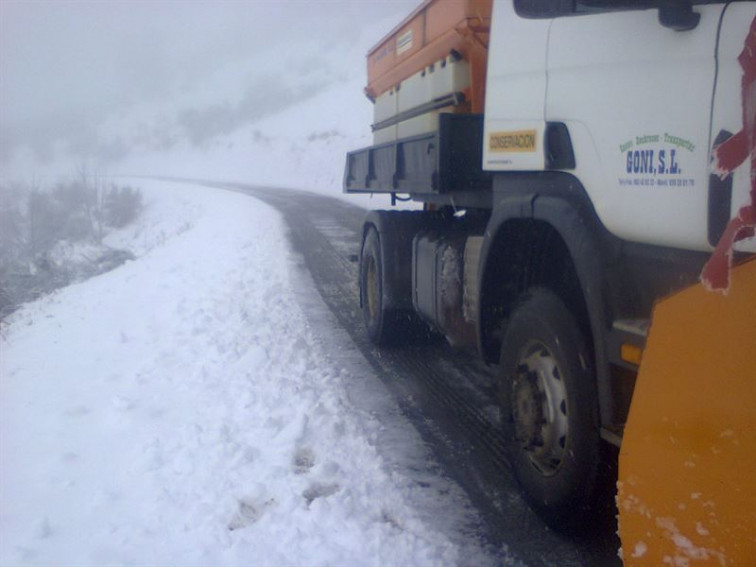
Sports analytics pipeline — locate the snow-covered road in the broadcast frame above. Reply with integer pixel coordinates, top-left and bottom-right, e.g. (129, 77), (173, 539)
(0, 180), (495, 566)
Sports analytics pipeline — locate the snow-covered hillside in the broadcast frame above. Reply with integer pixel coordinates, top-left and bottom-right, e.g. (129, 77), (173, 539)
(2, 7), (413, 208)
(0, 180), (495, 566)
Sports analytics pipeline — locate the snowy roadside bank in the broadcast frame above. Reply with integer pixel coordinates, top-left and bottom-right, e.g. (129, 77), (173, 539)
(0, 180), (495, 566)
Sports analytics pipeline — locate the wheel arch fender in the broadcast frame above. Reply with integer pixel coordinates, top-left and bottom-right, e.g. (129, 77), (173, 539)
(478, 173), (620, 426)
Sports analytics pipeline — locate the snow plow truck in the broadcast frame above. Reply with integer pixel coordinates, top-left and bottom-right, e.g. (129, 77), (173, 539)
(343, 0), (756, 554)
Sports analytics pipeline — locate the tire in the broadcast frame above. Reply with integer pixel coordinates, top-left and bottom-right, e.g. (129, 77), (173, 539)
(498, 287), (600, 531)
(360, 227), (396, 345)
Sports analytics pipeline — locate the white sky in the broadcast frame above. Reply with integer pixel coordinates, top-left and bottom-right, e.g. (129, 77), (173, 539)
(0, 0), (418, 168)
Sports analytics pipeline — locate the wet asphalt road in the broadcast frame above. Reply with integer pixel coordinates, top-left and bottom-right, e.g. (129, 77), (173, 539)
(202, 182), (622, 566)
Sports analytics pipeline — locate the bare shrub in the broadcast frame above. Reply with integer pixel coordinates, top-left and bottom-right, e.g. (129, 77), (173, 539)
(0, 184), (27, 272)
(104, 185), (143, 228)
(0, 174), (144, 320)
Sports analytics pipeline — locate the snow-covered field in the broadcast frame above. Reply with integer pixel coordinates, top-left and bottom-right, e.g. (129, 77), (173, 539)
(0, 180), (495, 566)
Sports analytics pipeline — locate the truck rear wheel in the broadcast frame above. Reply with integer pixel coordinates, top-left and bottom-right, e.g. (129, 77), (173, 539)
(498, 288), (600, 531)
(360, 227), (396, 345)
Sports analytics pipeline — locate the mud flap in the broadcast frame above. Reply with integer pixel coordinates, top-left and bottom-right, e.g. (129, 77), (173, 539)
(618, 258), (756, 565)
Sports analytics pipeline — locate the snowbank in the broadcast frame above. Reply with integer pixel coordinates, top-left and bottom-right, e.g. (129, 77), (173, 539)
(0, 180), (491, 566)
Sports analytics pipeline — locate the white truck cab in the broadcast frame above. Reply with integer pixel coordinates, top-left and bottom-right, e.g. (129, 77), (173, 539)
(485, 0), (756, 251)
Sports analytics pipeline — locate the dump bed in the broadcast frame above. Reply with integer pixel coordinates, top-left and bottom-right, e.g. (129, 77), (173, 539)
(344, 113), (491, 205)
(366, 0), (491, 144)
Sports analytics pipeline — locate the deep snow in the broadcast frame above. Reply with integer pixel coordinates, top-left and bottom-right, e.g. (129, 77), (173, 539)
(0, 179), (499, 566)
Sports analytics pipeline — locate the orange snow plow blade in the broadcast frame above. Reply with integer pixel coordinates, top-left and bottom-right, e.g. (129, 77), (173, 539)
(618, 257), (756, 565)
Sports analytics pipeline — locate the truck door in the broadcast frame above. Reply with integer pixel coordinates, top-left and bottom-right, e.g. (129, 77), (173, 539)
(483, 0), (552, 171)
(545, 1), (730, 251)
(709, 2), (756, 254)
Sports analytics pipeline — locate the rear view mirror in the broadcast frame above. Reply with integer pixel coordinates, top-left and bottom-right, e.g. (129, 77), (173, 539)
(658, 0), (700, 31)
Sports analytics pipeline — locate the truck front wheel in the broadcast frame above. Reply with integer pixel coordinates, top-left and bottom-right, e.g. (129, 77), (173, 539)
(498, 288), (600, 531)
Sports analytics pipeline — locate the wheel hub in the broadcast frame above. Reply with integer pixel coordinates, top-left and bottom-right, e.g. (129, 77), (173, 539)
(512, 342), (569, 476)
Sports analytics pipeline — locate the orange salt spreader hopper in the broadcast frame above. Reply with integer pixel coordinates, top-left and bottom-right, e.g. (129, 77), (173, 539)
(618, 257), (756, 565)
(365, 0), (491, 113)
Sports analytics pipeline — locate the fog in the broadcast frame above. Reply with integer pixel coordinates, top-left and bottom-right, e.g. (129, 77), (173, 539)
(1, 0), (417, 179)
